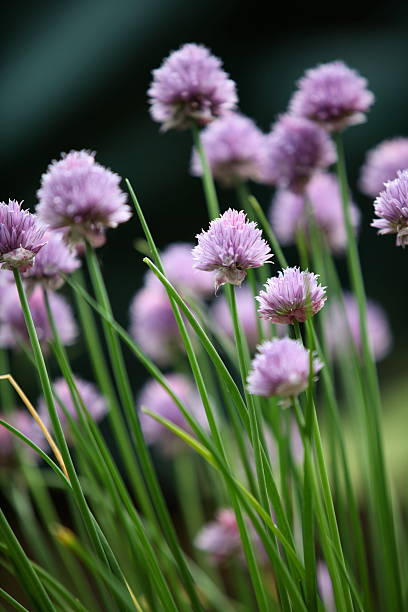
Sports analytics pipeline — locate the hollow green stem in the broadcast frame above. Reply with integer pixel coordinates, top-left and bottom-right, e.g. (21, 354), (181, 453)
(191, 123), (220, 218)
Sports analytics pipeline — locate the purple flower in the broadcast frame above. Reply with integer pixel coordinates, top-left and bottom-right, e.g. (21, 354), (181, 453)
(191, 113), (267, 186)
(193, 209), (272, 293)
(0, 285), (77, 350)
(138, 374), (207, 455)
(372, 170), (408, 246)
(23, 230), (80, 289)
(269, 172), (360, 253)
(289, 61), (374, 132)
(194, 509), (242, 564)
(247, 337), (323, 398)
(0, 410), (46, 463)
(324, 293), (392, 362)
(148, 43), (237, 131)
(257, 267), (326, 324)
(146, 242), (213, 298)
(39, 377), (107, 439)
(360, 138), (408, 197)
(129, 285), (181, 366)
(36, 150), (131, 247)
(262, 115), (336, 192)
(210, 286), (287, 350)
(317, 562), (335, 611)
(0, 200), (47, 271)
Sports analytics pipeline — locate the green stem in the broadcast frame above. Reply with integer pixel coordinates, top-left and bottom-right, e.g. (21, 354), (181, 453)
(191, 123), (220, 218)
(0, 349), (13, 408)
(334, 131), (402, 609)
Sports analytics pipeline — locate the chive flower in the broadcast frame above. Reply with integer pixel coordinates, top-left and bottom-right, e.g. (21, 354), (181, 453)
(148, 43), (237, 131)
(0, 200), (47, 271)
(262, 115), (336, 192)
(194, 509), (242, 564)
(257, 267), (326, 324)
(372, 170), (408, 246)
(191, 113), (266, 186)
(193, 209), (272, 293)
(289, 61), (374, 131)
(0, 410), (46, 464)
(247, 337), (323, 398)
(360, 138), (408, 197)
(324, 293), (392, 362)
(138, 374), (207, 455)
(23, 231), (80, 289)
(269, 172), (360, 253)
(36, 150), (131, 247)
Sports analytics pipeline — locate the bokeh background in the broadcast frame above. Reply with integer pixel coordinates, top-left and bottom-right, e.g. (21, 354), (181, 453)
(2, 0), (408, 486)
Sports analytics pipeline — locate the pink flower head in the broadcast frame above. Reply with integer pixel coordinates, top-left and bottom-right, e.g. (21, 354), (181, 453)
(138, 374), (207, 455)
(257, 267), (326, 324)
(23, 230), (80, 289)
(0, 410), (46, 463)
(210, 285), (287, 350)
(191, 113), (267, 186)
(324, 293), (392, 362)
(270, 172), (360, 253)
(317, 562), (335, 611)
(146, 242), (213, 299)
(36, 150), (131, 247)
(247, 337), (323, 398)
(194, 509), (241, 564)
(129, 285), (181, 366)
(148, 43), (237, 131)
(360, 138), (408, 197)
(262, 115), (336, 192)
(0, 200), (47, 271)
(193, 209), (272, 293)
(38, 377), (107, 437)
(289, 61), (374, 132)
(372, 170), (408, 246)
(0, 285), (77, 350)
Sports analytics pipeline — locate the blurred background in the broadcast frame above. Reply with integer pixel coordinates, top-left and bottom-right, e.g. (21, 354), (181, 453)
(2, 0), (408, 485)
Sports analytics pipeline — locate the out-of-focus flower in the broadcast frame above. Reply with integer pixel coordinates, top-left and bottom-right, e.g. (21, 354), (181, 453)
(138, 374), (207, 455)
(317, 562), (335, 611)
(257, 267), (326, 324)
(289, 61), (374, 132)
(360, 138), (408, 197)
(146, 242), (213, 299)
(0, 286), (77, 349)
(194, 509), (242, 564)
(191, 113), (266, 186)
(148, 43), (237, 131)
(36, 150), (131, 247)
(270, 172), (360, 253)
(247, 337), (323, 398)
(23, 231), (80, 289)
(129, 285), (181, 366)
(0, 411), (46, 463)
(0, 200), (47, 271)
(262, 115), (336, 192)
(372, 170), (408, 246)
(324, 293), (392, 362)
(210, 286), (287, 350)
(193, 209), (272, 293)
(38, 377), (107, 439)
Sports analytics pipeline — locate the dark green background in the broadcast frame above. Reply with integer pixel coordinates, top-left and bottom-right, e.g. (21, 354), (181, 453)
(2, 0), (408, 390)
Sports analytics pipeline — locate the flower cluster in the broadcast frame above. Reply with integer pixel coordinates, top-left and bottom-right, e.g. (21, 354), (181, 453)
(289, 61), (374, 131)
(36, 150), (131, 247)
(23, 230), (80, 289)
(247, 337), (323, 398)
(372, 170), (408, 246)
(191, 113), (267, 186)
(0, 200), (47, 271)
(257, 267), (326, 324)
(148, 43), (237, 130)
(193, 209), (272, 292)
(360, 138), (408, 197)
(262, 115), (336, 192)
